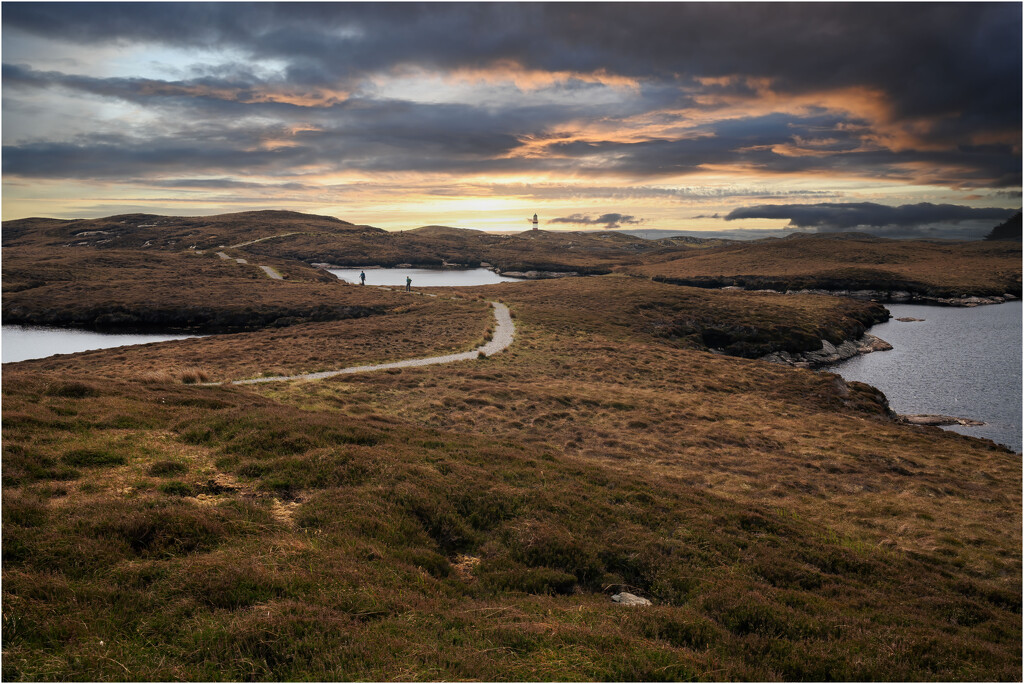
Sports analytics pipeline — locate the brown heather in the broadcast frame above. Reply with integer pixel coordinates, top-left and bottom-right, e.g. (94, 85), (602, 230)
(626, 233), (1022, 298)
(1, 212), (1021, 681)
(12, 295), (493, 384)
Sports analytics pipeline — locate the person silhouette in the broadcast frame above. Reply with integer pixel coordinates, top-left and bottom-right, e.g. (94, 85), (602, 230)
(359, 271), (366, 285)
(405, 275), (412, 292)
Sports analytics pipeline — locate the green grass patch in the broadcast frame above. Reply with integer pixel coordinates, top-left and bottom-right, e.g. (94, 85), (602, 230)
(62, 448), (125, 468)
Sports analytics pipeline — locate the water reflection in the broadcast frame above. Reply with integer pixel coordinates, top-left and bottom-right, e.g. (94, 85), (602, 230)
(328, 267), (522, 287)
(2, 326), (198, 364)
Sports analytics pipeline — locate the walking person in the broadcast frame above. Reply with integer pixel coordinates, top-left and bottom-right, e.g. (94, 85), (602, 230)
(405, 275), (412, 292)
(359, 270), (366, 285)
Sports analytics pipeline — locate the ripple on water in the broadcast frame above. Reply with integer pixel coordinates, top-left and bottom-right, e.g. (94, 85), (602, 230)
(827, 301), (1022, 453)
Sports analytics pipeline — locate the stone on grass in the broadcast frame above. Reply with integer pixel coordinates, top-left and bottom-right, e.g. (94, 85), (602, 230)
(611, 592), (651, 606)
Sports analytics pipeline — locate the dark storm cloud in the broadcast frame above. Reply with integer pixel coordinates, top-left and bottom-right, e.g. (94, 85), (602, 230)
(543, 125), (1021, 188)
(460, 184), (836, 202)
(724, 202), (1018, 238)
(549, 213), (643, 230)
(2, 3), (1020, 188)
(2, 63), (301, 108)
(6, 3), (1018, 127)
(1, 137), (311, 179)
(1, 114), (533, 179)
(5, 103), (1017, 189)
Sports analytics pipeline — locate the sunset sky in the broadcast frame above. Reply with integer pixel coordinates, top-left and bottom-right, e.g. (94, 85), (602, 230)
(2, 2), (1021, 237)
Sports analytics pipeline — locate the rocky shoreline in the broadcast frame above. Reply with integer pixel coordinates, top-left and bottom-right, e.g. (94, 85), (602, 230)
(760, 333), (893, 368)
(778, 288), (1018, 307)
(651, 275), (1021, 307)
(899, 414), (985, 427)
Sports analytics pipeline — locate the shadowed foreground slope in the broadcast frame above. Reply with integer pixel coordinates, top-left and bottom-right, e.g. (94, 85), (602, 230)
(2, 275), (1019, 681)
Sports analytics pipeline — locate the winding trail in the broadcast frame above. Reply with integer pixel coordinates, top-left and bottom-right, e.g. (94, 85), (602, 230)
(228, 232), (301, 249)
(218, 301), (513, 386)
(259, 265), (284, 280)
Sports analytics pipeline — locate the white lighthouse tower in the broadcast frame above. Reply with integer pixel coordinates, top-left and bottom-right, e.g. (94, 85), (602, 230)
(531, 213), (538, 231)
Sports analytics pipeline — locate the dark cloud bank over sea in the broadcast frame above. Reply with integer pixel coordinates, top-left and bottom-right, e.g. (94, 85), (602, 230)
(724, 202), (1020, 240)
(549, 213), (644, 230)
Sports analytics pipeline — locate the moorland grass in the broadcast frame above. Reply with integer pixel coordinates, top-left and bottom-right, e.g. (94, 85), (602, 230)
(1, 246), (395, 333)
(628, 234), (1022, 298)
(2, 274), (1019, 680)
(10, 295), (493, 383)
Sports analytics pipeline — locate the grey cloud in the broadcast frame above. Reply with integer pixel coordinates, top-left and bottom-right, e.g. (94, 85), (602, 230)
(2, 63), (344, 112)
(542, 115), (1020, 187)
(724, 202), (1019, 239)
(548, 213), (643, 230)
(1, 114), (532, 179)
(144, 178), (310, 191)
(3, 97), (1018, 189)
(1, 4), (1019, 189)
(5, 3), (1018, 132)
(2, 136), (313, 179)
(461, 184), (837, 201)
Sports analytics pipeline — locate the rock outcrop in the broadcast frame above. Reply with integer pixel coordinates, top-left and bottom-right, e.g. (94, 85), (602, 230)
(498, 270), (580, 279)
(652, 274), (1021, 306)
(761, 333), (892, 368)
(899, 414), (985, 427)
(611, 592), (652, 606)
(784, 289), (1016, 307)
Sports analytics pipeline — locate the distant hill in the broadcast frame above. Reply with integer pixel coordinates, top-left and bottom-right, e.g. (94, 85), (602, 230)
(614, 229), (714, 240)
(407, 225), (486, 237)
(985, 212), (1022, 241)
(1, 209), (372, 251)
(616, 227), (802, 241)
(627, 231), (1022, 299)
(6, 210), (1020, 298)
(3, 210), (696, 274)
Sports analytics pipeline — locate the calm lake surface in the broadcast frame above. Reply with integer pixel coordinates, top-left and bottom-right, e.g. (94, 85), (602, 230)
(328, 267), (522, 287)
(2, 326), (198, 364)
(827, 301), (1022, 453)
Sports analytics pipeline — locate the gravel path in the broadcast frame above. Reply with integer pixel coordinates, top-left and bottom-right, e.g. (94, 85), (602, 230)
(259, 265), (284, 280)
(215, 251), (248, 264)
(223, 301), (513, 386)
(229, 231), (300, 248)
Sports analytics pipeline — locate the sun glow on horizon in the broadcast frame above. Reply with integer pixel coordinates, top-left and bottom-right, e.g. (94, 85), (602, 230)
(2, 4), (1018, 237)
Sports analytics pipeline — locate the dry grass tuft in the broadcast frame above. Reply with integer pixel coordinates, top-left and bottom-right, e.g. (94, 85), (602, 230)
(177, 367), (212, 384)
(138, 371), (177, 384)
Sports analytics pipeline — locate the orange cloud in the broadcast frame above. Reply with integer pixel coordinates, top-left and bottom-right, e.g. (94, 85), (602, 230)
(391, 60), (641, 92)
(504, 75), (994, 177)
(258, 124), (324, 150)
(135, 80), (349, 107)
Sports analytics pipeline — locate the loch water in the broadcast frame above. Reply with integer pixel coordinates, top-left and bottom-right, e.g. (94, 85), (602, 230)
(328, 267), (522, 287)
(827, 301), (1022, 453)
(2, 326), (198, 364)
